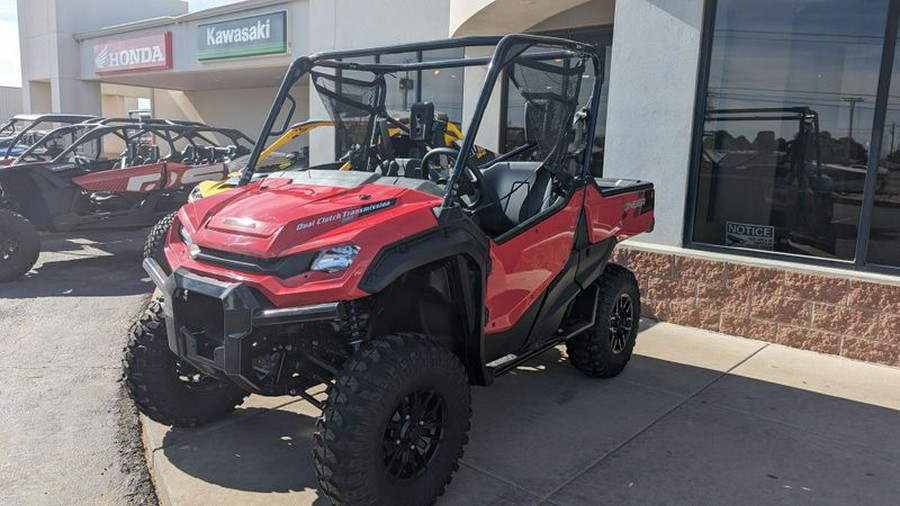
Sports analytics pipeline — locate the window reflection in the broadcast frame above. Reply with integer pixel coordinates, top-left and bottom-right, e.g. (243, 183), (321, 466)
(692, 0), (888, 260)
(381, 52), (418, 113)
(869, 30), (900, 267)
(421, 48), (465, 124)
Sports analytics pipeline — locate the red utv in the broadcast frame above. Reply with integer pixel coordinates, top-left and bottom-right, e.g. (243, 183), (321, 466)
(0, 122), (252, 281)
(126, 35), (654, 505)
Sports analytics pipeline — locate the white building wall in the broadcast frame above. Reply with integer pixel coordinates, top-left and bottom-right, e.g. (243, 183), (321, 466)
(18, 0), (188, 114)
(602, 0), (704, 246)
(76, 1), (306, 81)
(153, 85), (308, 140)
(0, 87), (24, 121)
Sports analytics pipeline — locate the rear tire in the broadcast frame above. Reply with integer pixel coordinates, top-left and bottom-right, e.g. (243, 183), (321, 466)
(123, 297), (247, 427)
(0, 209), (40, 282)
(314, 334), (471, 506)
(143, 212), (176, 274)
(566, 264), (640, 378)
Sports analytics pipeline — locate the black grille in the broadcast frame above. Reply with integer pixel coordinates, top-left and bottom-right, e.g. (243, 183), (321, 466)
(195, 247), (315, 279)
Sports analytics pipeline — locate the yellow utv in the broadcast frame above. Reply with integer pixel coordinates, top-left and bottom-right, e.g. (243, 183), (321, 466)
(190, 119), (334, 202)
(189, 113), (490, 202)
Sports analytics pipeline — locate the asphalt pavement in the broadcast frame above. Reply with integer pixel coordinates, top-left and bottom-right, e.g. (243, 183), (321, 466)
(0, 230), (155, 505)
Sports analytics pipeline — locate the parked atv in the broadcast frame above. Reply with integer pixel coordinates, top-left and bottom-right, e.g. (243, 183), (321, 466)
(125, 34), (654, 505)
(0, 122), (252, 281)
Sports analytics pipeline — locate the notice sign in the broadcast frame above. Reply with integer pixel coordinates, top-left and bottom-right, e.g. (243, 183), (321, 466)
(726, 221), (775, 251)
(198, 11), (288, 61)
(94, 32), (172, 74)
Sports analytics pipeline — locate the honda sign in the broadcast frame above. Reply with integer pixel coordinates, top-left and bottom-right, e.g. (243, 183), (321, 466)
(93, 33), (173, 75)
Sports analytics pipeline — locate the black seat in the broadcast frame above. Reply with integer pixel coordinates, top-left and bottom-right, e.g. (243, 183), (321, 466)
(476, 161), (556, 237)
(384, 158), (422, 178)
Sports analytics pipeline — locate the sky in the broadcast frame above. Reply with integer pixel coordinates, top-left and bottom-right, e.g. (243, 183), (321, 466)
(0, 0), (244, 88)
(0, 0), (19, 88)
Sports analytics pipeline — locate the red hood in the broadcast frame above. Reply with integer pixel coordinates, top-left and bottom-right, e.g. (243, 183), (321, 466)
(182, 177), (441, 258)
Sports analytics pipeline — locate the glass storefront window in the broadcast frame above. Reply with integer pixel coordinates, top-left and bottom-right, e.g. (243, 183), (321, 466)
(381, 52), (419, 113)
(691, 0), (888, 261)
(421, 48), (465, 124)
(870, 28), (900, 267)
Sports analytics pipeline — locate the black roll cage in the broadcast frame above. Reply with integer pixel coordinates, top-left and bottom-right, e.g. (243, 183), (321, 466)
(239, 34), (604, 212)
(0, 114), (99, 159)
(15, 122), (253, 165)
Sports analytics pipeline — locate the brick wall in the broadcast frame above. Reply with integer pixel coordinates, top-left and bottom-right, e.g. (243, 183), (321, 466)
(610, 246), (900, 368)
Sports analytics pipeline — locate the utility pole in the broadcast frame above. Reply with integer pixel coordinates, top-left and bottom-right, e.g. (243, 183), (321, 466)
(841, 96), (865, 161)
(888, 121), (897, 157)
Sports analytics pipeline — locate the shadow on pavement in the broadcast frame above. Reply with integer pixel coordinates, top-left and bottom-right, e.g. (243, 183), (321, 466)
(161, 408), (327, 501)
(156, 346), (900, 505)
(0, 230), (151, 299)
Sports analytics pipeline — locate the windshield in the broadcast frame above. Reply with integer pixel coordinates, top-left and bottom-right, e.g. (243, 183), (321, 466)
(242, 35), (603, 209)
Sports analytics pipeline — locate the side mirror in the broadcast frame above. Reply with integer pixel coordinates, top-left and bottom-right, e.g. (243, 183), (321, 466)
(409, 102), (435, 142)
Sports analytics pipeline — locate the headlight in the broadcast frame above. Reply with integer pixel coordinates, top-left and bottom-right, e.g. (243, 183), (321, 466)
(188, 185), (203, 203)
(310, 245), (359, 273)
(179, 224), (200, 257)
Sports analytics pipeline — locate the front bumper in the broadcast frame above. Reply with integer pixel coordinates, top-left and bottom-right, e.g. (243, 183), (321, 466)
(143, 258), (344, 391)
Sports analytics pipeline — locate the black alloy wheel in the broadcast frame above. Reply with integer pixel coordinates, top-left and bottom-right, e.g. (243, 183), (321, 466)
(566, 264), (641, 378)
(0, 209), (40, 282)
(609, 293), (635, 355)
(0, 229), (21, 262)
(314, 333), (471, 506)
(383, 389), (447, 480)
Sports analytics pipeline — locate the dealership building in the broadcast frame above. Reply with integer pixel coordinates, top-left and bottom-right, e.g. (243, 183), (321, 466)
(16, 0), (900, 366)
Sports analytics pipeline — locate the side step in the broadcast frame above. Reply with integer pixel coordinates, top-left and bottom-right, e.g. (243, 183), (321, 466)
(486, 339), (564, 377)
(486, 284), (599, 378)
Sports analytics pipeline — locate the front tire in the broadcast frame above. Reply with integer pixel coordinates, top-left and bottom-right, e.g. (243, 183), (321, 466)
(143, 212), (176, 274)
(0, 209), (40, 282)
(123, 297), (248, 427)
(566, 264), (640, 378)
(314, 334), (471, 506)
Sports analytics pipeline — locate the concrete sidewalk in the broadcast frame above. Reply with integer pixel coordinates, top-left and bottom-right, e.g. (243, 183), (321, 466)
(142, 322), (900, 505)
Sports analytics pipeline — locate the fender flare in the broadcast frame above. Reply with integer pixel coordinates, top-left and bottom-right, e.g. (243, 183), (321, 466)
(359, 213), (493, 385)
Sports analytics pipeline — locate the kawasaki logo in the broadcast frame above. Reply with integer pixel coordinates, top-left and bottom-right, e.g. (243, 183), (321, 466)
(197, 11), (287, 61)
(206, 18), (271, 45)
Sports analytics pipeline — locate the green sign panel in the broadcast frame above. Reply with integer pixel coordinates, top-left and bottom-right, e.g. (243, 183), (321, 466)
(198, 11), (288, 61)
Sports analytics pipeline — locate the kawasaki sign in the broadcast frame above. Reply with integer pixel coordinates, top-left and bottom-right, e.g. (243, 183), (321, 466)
(198, 11), (288, 61)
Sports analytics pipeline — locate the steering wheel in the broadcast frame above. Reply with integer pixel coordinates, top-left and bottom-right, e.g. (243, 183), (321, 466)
(73, 155), (92, 169)
(421, 147), (485, 210)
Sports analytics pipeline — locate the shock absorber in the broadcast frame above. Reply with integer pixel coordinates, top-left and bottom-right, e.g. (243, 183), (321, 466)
(341, 299), (370, 350)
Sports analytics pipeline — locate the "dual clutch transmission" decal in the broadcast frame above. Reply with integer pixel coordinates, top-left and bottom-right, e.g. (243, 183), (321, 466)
(296, 199), (396, 231)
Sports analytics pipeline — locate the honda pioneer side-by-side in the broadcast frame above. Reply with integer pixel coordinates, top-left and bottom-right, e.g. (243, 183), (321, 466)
(142, 111), (496, 269)
(125, 35), (654, 505)
(0, 122), (252, 281)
